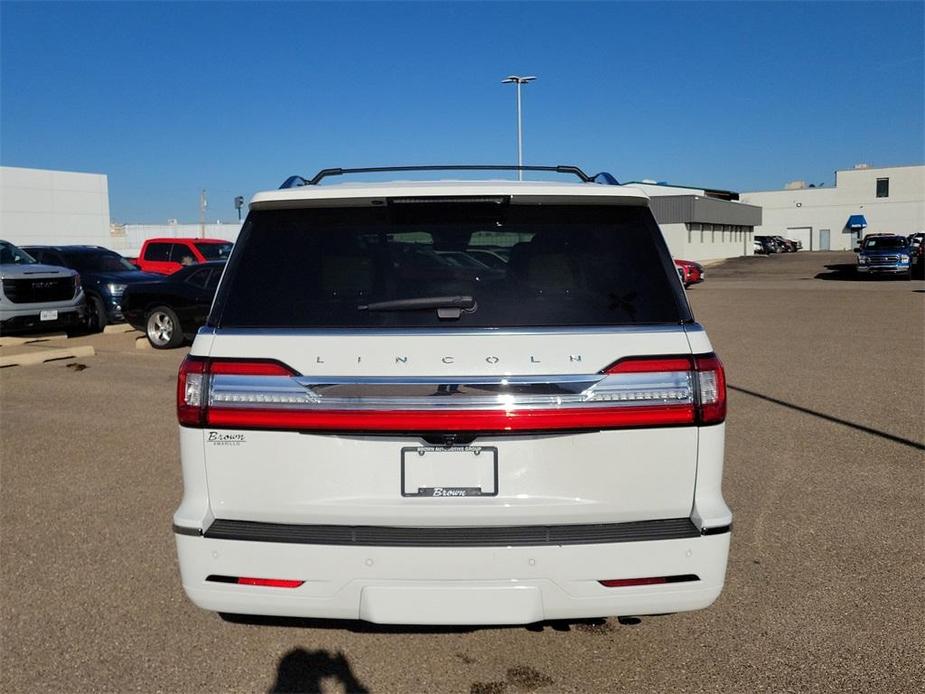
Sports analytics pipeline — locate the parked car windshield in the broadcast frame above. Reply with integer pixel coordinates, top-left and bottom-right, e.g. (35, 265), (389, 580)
(195, 242), (233, 260)
(0, 241), (37, 265)
(213, 203), (689, 329)
(63, 251), (138, 273)
(863, 237), (907, 250)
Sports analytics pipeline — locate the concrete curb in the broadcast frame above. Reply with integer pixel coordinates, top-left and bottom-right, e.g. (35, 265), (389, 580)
(103, 324), (137, 335)
(0, 345), (96, 368)
(135, 336), (151, 350)
(0, 332), (69, 347)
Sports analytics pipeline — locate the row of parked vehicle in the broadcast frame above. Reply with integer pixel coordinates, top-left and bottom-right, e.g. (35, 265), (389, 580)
(0, 236), (231, 347)
(753, 235), (803, 254)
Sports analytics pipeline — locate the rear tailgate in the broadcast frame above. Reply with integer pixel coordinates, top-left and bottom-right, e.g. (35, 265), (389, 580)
(194, 329), (700, 527)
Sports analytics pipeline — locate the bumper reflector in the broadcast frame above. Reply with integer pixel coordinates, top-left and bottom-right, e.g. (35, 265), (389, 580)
(206, 574), (304, 589)
(599, 574), (699, 588)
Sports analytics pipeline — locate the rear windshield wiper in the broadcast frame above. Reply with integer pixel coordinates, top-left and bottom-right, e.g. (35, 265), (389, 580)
(358, 295), (477, 319)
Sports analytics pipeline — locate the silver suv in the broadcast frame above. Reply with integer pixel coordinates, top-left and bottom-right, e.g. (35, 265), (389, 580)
(173, 166), (731, 625)
(0, 240), (85, 335)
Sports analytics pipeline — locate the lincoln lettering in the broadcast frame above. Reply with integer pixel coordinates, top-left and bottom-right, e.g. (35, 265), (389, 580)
(307, 354), (583, 365)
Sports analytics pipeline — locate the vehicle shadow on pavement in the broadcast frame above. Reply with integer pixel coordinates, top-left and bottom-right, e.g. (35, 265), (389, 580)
(729, 384), (925, 451)
(814, 263), (864, 281)
(269, 648), (369, 693)
(221, 612), (612, 635)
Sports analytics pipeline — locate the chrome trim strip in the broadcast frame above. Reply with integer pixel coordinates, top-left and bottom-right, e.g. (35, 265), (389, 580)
(206, 324), (687, 337)
(207, 371), (695, 411)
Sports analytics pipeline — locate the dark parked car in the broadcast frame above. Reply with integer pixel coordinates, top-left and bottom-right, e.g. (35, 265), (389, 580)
(121, 261), (225, 348)
(24, 245), (162, 332)
(908, 233), (924, 278)
(754, 236), (780, 254)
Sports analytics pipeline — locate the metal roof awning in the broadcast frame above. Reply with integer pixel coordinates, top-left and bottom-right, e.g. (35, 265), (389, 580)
(847, 214), (868, 229)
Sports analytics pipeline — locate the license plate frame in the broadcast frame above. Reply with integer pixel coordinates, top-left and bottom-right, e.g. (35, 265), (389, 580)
(400, 446), (499, 498)
(39, 310), (58, 321)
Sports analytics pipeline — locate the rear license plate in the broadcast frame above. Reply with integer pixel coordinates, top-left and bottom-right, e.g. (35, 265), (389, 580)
(401, 446), (498, 497)
(39, 310), (58, 321)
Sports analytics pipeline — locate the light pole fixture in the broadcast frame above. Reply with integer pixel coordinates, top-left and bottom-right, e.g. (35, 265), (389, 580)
(501, 75), (536, 180)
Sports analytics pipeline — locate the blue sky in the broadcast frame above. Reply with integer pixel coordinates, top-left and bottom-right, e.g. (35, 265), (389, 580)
(2, 1), (923, 223)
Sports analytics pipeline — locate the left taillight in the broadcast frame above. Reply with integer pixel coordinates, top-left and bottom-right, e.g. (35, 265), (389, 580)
(177, 356), (207, 426)
(178, 357), (298, 427)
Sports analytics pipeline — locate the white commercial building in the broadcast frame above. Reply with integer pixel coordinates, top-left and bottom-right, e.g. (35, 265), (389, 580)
(741, 164), (925, 251)
(0, 166), (111, 247)
(625, 182), (762, 262)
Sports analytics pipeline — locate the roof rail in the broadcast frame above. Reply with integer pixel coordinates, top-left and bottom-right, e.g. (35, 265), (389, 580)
(278, 165), (620, 189)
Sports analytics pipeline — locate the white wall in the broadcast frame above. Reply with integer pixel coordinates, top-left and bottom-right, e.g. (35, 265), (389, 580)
(110, 222), (243, 255)
(742, 165), (925, 251)
(0, 166), (111, 247)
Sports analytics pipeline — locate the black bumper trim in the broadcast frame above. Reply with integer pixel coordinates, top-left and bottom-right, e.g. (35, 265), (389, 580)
(700, 524), (732, 536)
(172, 523), (203, 537)
(200, 518), (702, 548)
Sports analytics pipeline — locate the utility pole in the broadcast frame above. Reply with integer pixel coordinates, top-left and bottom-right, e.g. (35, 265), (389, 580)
(199, 189), (207, 239)
(501, 75), (537, 180)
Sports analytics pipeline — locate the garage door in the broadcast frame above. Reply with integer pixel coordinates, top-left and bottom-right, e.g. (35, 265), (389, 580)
(787, 227), (812, 251)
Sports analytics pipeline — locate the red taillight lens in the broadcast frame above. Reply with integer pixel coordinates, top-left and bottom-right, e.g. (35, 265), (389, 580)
(604, 356), (694, 374)
(209, 360), (296, 376)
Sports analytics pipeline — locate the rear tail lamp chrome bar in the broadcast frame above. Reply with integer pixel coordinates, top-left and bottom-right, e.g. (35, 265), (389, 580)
(178, 355), (725, 432)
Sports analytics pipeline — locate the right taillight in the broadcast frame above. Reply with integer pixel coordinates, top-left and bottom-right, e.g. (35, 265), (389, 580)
(694, 354), (726, 425)
(603, 353), (726, 426)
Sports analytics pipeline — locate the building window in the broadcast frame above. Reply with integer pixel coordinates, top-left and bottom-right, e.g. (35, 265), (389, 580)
(876, 178), (889, 198)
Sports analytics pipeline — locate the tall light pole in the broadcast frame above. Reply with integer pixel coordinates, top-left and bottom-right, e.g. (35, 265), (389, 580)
(501, 75), (536, 180)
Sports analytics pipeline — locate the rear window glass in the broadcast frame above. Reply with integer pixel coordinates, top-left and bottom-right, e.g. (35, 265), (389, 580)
(196, 242), (233, 260)
(144, 243), (171, 261)
(213, 203), (688, 328)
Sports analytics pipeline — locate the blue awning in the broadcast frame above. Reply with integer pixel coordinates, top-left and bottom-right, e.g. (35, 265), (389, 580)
(847, 214), (867, 230)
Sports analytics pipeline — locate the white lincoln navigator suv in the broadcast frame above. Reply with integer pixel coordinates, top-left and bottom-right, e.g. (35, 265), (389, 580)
(173, 165), (731, 625)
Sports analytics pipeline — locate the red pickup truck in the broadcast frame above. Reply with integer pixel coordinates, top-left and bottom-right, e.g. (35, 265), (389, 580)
(135, 238), (233, 275)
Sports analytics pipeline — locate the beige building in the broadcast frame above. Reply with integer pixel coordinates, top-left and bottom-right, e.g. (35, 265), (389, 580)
(625, 182), (762, 262)
(741, 164), (925, 251)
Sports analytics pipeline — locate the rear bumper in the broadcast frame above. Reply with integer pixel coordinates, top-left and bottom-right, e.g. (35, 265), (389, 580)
(174, 526), (730, 624)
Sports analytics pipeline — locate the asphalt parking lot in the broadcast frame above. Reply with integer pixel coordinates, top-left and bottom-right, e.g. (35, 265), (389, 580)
(1, 251), (922, 693)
